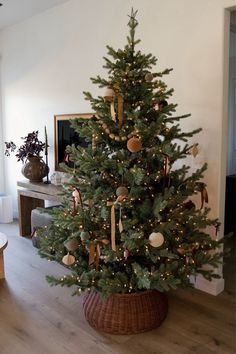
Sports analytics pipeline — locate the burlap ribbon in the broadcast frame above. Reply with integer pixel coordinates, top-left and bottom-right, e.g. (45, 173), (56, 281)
(107, 195), (126, 251)
(117, 95), (124, 128)
(104, 90), (124, 127)
(89, 239), (110, 270)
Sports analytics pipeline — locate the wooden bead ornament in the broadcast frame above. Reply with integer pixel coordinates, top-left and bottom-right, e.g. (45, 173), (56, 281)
(149, 232), (164, 248)
(116, 186), (128, 197)
(127, 136), (142, 153)
(62, 253), (76, 266)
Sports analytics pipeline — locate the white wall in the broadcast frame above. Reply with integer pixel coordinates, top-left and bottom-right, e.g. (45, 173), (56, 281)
(0, 0), (234, 225)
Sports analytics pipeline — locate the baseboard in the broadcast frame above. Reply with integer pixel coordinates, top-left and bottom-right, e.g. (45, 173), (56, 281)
(190, 274), (225, 296)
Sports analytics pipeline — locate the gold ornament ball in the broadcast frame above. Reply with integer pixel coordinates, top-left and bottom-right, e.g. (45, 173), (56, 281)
(127, 136), (142, 153)
(62, 253), (76, 266)
(149, 232), (164, 248)
(64, 239), (80, 252)
(116, 186), (129, 197)
(145, 72), (154, 82)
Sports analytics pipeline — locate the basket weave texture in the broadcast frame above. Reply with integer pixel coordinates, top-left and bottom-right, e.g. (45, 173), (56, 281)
(83, 290), (168, 334)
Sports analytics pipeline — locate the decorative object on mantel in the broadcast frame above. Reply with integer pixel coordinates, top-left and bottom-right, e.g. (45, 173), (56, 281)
(5, 130), (49, 182)
(44, 126), (51, 184)
(38, 9), (229, 335)
(50, 172), (62, 185)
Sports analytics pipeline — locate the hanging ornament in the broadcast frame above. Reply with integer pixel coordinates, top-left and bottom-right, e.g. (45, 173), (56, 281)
(72, 187), (84, 211)
(149, 232), (164, 248)
(116, 186), (129, 197)
(103, 88), (115, 103)
(157, 99), (168, 112)
(145, 72), (154, 82)
(123, 248), (130, 260)
(88, 239), (110, 270)
(107, 195), (126, 251)
(127, 136), (142, 153)
(190, 144), (199, 157)
(62, 253), (76, 266)
(104, 88), (116, 122)
(64, 239), (80, 252)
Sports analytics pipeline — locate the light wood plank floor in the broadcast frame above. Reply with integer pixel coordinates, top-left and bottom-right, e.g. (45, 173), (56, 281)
(0, 221), (235, 354)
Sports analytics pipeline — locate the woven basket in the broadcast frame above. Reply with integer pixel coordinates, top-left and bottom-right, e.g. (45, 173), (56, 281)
(83, 290), (168, 334)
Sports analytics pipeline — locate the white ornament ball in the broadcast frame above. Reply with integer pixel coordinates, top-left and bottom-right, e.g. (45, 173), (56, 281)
(149, 232), (164, 248)
(62, 253), (76, 266)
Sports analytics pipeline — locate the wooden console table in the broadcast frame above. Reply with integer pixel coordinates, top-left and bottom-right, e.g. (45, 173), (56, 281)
(0, 233), (8, 279)
(17, 180), (63, 237)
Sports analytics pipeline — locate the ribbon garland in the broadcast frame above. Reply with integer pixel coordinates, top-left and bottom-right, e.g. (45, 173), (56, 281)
(92, 134), (96, 151)
(107, 195), (126, 251)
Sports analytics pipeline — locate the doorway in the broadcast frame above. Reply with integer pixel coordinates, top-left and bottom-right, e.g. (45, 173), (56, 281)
(224, 11), (236, 235)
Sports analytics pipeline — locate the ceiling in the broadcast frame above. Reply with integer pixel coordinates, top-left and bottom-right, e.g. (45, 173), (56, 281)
(0, 0), (69, 31)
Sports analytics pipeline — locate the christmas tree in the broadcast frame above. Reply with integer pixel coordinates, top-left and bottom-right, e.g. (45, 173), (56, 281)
(38, 9), (224, 299)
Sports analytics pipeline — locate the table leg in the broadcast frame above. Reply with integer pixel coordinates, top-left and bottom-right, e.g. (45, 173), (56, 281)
(18, 191), (44, 236)
(0, 252), (5, 279)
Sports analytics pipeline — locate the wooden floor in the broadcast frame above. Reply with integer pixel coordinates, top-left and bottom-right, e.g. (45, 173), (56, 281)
(0, 221), (235, 354)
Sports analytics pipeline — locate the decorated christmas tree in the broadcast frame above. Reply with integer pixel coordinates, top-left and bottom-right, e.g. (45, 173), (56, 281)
(38, 10), (224, 302)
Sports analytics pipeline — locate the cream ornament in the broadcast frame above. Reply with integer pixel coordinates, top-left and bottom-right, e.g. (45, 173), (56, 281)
(103, 88), (115, 103)
(62, 253), (76, 266)
(149, 232), (164, 248)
